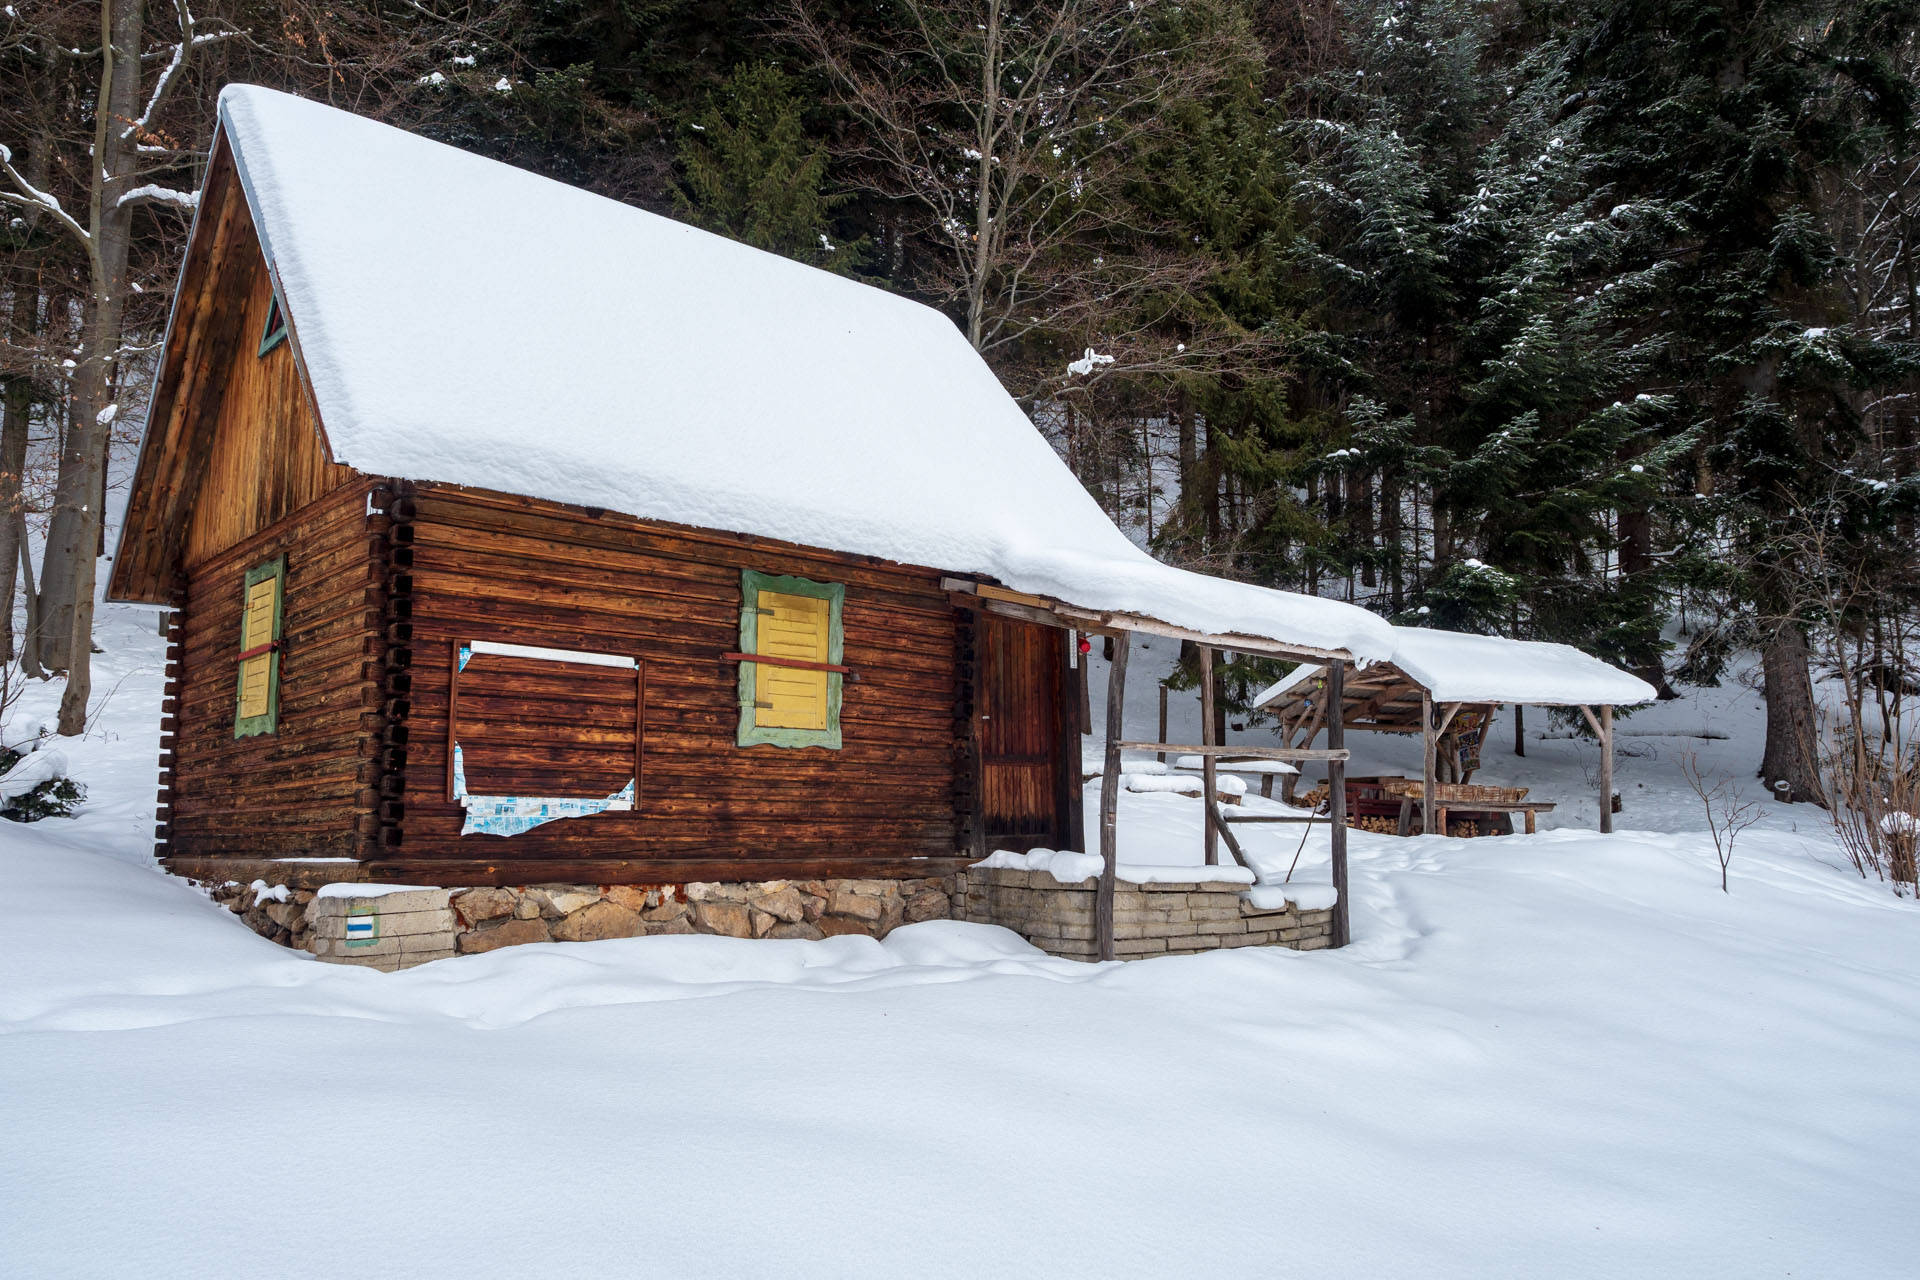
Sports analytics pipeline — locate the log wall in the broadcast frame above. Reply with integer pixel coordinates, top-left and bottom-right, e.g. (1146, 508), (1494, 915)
(363, 485), (981, 885)
(165, 483), (384, 863)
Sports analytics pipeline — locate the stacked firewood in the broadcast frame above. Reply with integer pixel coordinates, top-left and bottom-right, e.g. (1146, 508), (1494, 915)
(1297, 785), (1330, 809)
(1350, 815), (1399, 835)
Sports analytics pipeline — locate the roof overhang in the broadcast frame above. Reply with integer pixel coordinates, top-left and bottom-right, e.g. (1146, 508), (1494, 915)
(943, 578), (1361, 666)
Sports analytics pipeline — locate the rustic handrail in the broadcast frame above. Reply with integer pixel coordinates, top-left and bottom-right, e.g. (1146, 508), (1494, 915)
(1114, 742), (1349, 762)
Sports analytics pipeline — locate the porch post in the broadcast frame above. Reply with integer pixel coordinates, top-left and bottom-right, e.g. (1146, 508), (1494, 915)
(1098, 631), (1130, 961)
(1421, 690), (1437, 836)
(1200, 644), (1218, 865)
(1329, 659), (1350, 948)
(1599, 704), (1614, 834)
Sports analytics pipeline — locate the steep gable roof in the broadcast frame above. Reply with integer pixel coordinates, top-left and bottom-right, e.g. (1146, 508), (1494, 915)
(116, 84), (1394, 663)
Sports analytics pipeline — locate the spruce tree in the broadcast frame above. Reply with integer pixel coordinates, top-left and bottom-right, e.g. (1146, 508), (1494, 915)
(675, 63), (863, 272)
(1563, 0), (1920, 800)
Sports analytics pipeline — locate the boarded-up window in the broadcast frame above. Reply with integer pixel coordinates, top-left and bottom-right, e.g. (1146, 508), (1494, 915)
(233, 556), (285, 737)
(447, 641), (643, 836)
(737, 570), (844, 748)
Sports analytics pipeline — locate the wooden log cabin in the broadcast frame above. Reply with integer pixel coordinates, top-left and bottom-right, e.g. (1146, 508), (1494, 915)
(109, 87), (1396, 931)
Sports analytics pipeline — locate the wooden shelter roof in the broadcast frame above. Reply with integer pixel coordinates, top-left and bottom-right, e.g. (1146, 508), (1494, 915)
(1254, 626), (1657, 731)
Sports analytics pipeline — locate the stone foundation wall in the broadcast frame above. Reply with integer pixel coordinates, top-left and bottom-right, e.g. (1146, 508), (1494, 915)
(213, 876), (955, 970)
(447, 878), (954, 954)
(210, 869), (1331, 968)
(952, 867), (1333, 960)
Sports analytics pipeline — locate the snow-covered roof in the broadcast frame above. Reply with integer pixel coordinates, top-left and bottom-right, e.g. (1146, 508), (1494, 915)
(1255, 626), (1658, 708)
(204, 86), (1393, 662)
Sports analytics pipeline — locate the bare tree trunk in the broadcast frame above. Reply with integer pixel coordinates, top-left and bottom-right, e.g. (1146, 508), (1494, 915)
(0, 353), (30, 665)
(1616, 506), (1675, 697)
(1, 266), (39, 666)
(1759, 621), (1826, 805)
(965, 0), (1001, 350)
(46, 0), (146, 734)
(1202, 418), (1222, 548)
(1382, 465), (1403, 613)
(1357, 469), (1375, 589)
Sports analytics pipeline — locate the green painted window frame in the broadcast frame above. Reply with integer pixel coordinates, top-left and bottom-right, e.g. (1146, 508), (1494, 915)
(258, 292), (288, 357)
(737, 569), (844, 749)
(233, 555), (286, 738)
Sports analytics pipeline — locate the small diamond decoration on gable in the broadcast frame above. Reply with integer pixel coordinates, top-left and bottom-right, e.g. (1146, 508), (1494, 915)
(345, 905), (380, 948)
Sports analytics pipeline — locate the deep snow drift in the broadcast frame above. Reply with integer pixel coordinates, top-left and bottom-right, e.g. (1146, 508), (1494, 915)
(3, 605), (1917, 1279)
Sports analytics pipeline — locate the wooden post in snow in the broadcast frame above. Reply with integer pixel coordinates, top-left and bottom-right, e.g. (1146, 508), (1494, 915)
(1514, 703), (1525, 757)
(1579, 704), (1615, 834)
(1329, 659), (1350, 948)
(1599, 704), (1614, 834)
(1421, 690), (1437, 836)
(1098, 631), (1130, 961)
(1199, 644), (1218, 866)
(1158, 685), (1169, 764)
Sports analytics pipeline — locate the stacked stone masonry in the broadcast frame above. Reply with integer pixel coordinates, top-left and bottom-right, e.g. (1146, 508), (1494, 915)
(214, 876), (955, 969)
(950, 866), (1333, 960)
(209, 868), (1331, 968)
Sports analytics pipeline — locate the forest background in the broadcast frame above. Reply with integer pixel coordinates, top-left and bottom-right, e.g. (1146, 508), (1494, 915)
(3, 0), (1918, 806)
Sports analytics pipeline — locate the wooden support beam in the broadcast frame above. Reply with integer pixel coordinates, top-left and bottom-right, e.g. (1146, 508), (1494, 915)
(1210, 803), (1254, 870)
(1329, 660), (1350, 948)
(1422, 690), (1437, 837)
(1098, 631), (1129, 962)
(1200, 644), (1218, 867)
(1599, 704), (1614, 835)
(1157, 685), (1169, 765)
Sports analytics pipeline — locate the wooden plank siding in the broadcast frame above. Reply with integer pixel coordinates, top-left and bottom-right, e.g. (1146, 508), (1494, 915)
(364, 484), (978, 883)
(166, 482), (383, 861)
(181, 201), (353, 567)
(110, 136), (353, 603)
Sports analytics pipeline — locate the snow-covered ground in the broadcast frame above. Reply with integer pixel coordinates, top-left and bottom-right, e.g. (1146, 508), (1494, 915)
(3, 606), (1917, 1278)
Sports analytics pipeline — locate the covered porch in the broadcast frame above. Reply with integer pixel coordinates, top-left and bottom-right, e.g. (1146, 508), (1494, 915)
(943, 577), (1383, 962)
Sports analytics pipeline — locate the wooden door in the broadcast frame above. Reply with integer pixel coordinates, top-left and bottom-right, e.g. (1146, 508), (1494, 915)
(976, 613), (1080, 851)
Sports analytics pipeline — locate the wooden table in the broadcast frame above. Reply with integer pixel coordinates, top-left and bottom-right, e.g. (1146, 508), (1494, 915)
(1395, 796), (1556, 836)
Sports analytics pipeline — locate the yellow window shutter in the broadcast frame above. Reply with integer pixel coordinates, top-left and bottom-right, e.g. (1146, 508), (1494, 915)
(235, 558), (285, 736)
(754, 589), (830, 730)
(237, 578), (277, 719)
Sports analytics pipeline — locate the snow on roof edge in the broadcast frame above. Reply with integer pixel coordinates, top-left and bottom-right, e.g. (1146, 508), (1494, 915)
(1253, 626), (1658, 709)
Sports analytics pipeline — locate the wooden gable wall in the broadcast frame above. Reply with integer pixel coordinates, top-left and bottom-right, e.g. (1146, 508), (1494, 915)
(181, 205), (352, 567)
(110, 135), (355, 602)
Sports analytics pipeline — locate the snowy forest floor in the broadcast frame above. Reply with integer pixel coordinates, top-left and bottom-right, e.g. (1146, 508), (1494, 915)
(3, 606), (1918, 1278)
